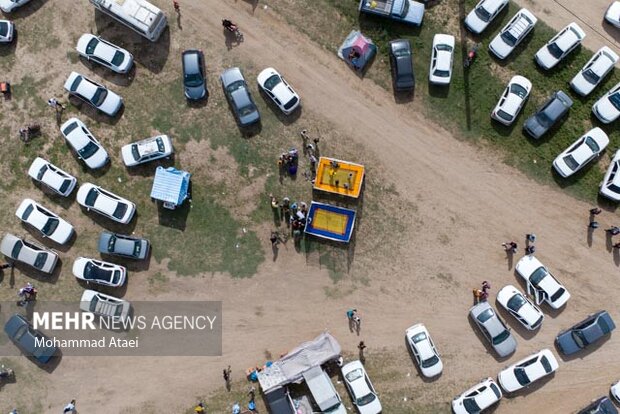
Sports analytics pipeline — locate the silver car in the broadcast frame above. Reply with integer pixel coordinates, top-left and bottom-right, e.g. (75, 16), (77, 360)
(0, 233), (58, 274)
(80, 289), (130, 322)
(470, 301), (517, 357)
(220, 67), (260, 126)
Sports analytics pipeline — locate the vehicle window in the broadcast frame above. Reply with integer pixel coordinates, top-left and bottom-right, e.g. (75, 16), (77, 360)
(571, 330), (587, 348)
(477, 308), (494, 322)
(184, 70), (203, 87)
(492, 329), (510, 345)
(41, 218), (59, 236)
(501, 30), (518, 46)
(514, 368), (530, 386)
(507, 294), (526, 311)
(11, 240), (23, 258)
(608, 92), (620, 111)
(21, 204), (34, 220)
(569, 26), (583, 39)
(284, 97), (299, 110)
(85, 188), (99, 206)
(412, 332), (427, 343)
(356, 393), (376, 406)
(62, 121), (79, 136)
(550, 287), (566, 302)
(490, 383), (501, 398)
(529, 266), (548, 286)
(540, 355), (553, 373)
(239, 103), (257, 117)
(92, 87), (109, 106)
(345, 368), (364, 382)
(78, 141), (100, 160)
(36, 165), (48, 181)
(510, 83), (528, 98)
(133, 241), (142, 256)
(89, 296), (100, 312)
(584, 136), (601, 153)
(113, 203), (128, 220)
(69, 76), (82, 92)
(59, 179), (72, 194)
(263, 74), (281, 91)
(107, 235), (116, 252)
(434, 69), (450, 78)
(597, 315), (612, 334)
(422, 355), (440, 368)
(562, 154), (579, 171)
(226, 80), (245, 94)
(393, 46), (411, 58)
(582, 68), (601, 85)
(85, 38), (99, 55)
(463, 398), (481, 412)
(156, 137), (165, 152)
(436, 44), (453, 53)
(547, 43), (564, 59)
(497, 109), (514, 122)
(34, 252), (48, 269)
(0, 22), (8, 37)
(111, 51), (125, 66)
(475, 4), (492, 22)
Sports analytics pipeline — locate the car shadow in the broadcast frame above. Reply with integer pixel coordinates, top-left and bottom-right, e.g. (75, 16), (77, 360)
(35, 183), (78, 211)
(125, 156), (176, 178)
(403, 335), (442, 383)
(79, 161), (111, 180)
(5, 0), (48, 20)
(79, 207), (138, 234)
(602, 20), (620, 44)
(394, 88), (414, 104)
(20, 222), (76, 253)
(258, 89), (302, 126)
(99, 250), (151, 273)
(11, 257), (62, 284)
(67, 95), (124, 126)
(467, 313), (514, 363)
(494, 301), (539, 340)
(78, 55), (136, 88)
(551, 160), (598, 190)
(491, 29), (536, 68)
(186, 93), (209, 109)
(156, 199), (190, 231)
(76, 276), (129, 298)
(503, 371), (556, 398)
(428, 83), (450, 99)
(223, 28), (243, 51)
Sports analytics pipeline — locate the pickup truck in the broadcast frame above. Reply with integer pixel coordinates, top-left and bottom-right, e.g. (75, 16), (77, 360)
(359, 0), (425, 26)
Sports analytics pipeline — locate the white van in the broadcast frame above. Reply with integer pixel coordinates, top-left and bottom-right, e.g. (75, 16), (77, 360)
(302, 366), (346, 414)
(89, 0), (167, 42)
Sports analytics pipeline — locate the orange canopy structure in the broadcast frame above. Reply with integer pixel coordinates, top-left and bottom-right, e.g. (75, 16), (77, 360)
(313, 157), (365, 198)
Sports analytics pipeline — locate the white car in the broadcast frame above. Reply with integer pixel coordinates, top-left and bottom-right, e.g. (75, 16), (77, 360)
(553, 128), (609, 178)
(121, 134), (173, 167)
(76, 34), (134, 74)
(606, 1), (620, 28)
(77, 183), (136, 224)
(64, 71), (123, 116)
(0, 233), (58, 274)
(570, 47), (619, 96)
(497, 285), (544, 330)
(80, 289), (130, 322)
(497, 349), (559, 393)
(405, 323), (443, 377)
(464, 0), (509, 34)
(491, 75), (532, 125)
(257, 67), (300, 115)
(611, 380), (620, 403)
(515, 256), (570, 309)
(0, 20), (14, 43)
(452, 377), (502, 414)
(15, 199), (74, 245)
(28, 157), (77, 197)
(535, 23), (586, 70)
(489, 9), (537, 59)
(341, 360), (382, 414)
(600, 150), (620, 201)
(61, 117), (109, 169)
(0, 0), (31, 13)
(73, 257), (126, 287)
(429, 34), (455, 85)
(592, 81), (620, 123)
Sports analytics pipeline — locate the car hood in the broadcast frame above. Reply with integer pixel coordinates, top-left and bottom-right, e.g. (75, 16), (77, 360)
(524, 116), (546, 138)
(594, 97), (620, 123)
(556, 331), (582, 355)
(498, 369), (522, 392)
(221, 68), (243, 86)
(489, 36), (512, 59)
(72, 257), (88, 278)
(98, 90), (123, 116)
(48, 221), (73, 245)
(83, 147), (109, 169)
(465, 11), (488, 33)
(185, 84), (206, 100)
(536, 47), (558, 69)
(0, 20), (13, 41)
(571, 74), (596, 96)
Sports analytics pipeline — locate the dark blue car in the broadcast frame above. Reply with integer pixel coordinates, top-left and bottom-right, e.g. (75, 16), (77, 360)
(4, 313), (57, 364)
(556, 310), (615, 355)
(577, 396), (618, 414)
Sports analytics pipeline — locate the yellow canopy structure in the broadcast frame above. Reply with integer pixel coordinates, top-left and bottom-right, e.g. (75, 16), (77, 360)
(313, 157), (365, 198)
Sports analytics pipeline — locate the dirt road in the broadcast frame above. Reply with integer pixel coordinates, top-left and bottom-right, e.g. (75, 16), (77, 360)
(8, 0), (620, 413)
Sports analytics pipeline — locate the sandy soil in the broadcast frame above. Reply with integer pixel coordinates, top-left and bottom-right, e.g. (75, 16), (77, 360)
(3, 0), (620, 413)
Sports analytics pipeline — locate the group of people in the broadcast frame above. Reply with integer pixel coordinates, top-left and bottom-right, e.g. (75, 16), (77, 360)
(473, 281), (491, 304)
(18, 282), (37, 306)
(270, 195), (309, 243)
(300, 129), (320, 181)
(589, 207), (620, 249)
(277, 148), (299, 177)
(502, 233), (537, 256)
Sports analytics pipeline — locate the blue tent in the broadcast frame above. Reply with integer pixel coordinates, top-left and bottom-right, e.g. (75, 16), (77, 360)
(150, 167), (191, 209)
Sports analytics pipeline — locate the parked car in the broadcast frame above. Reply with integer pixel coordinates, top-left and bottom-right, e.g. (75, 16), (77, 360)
(76, 34), (134, 74)
(470, 301), (517, 357)
(0, 20), (14, 43)
(429, 34), (455, 85)
(553, 128), (609, 178)
(496, 285), (544, 330)
(220, 67), (260, 126)
(98, 231), (150, 260)
(388, 39), (415, 92)
(488, 8), (537, 59)
(452, 377), (502, 414)
(302, 366), (347, 414)
(611, 381), (620, 404)
(497, 349), (559, 393)
(464, 0), (509, 34)
(341, 360), (382, 414)
(15, 198), (74, 245)
(121, 134), (173, 167)
(60, 117), (109, 169)
(4, 314), (57, 364)
(592, 81), (620, 124)
(600, 149), (620, 201)
(577, 397), (618, 414)
(257, 67), (301, 115)
(80, 289), (130, 321)
(523, 90), (573, 139)
(0, 233), (58, 274)
(73, 257), (126, 287)
(606, 1), (620, 28)
(571, 47), (619, 96)
(405, 323), (443, 377)
(515, 256), (570, 309)
(535, 23), (586, 70)
(182, 49), (207, 100)
(64, 71), (123, 116)
(556, 310), (616, 355)
(0, 0), (31, 13)
(28, 157), (77, 197)
(76, 183), (136, 224)
(491, 75), (532, 126)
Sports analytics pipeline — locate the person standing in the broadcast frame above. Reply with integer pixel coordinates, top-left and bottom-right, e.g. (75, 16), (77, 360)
(606, 226), (620, 236)
(62, 400), (76, 413)
(590, 207), (602, 216)
(173, 0), (180, 13)
(589, 221), (600, 229)
(223, 365), (232, 391)
(358, 341), (367, 364)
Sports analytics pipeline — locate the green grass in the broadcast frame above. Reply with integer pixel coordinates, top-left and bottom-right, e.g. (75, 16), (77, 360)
(268, 0), (620, 201)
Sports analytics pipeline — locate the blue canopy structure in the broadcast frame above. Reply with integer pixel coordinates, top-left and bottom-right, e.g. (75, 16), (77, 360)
(150, 167), (191, 209)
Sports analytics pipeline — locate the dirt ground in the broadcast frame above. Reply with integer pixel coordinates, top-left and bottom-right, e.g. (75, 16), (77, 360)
(3, 0), (620, 412)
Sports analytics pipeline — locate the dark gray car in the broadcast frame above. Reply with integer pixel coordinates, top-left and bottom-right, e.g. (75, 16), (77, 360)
(577, 397), (618, 414)
(220, 67), (260, 127)
(98, 231), (150, 260)
(389, 39), (415, 92)
(556, 310), (615, 355)
(182, 50), (207, 100)
(4, 314), (57, 365)
(523, 90), (573, 139)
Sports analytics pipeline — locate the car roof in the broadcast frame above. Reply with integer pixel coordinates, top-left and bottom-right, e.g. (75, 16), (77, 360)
(589, 50), (617, 75)
(343, 361), (373, 397)
(183, 50), (201, 73)
(481, 0), (506, 13)
(221, 67), (243, 86)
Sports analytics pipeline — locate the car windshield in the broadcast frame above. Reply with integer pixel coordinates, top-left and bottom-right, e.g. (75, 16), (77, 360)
(530, 266), (548, 286)
(540, 355), (552, 373)
(510, 83), (528, 98)
(84, 188), (99, 206)
(263, 75), (281, 91)
(571, 330), (587, 348)
(434, 69), (450, 78)
(345, 368), (364, 382)
(463, 398), (481, 412)
(36, 165), (48, 181)
(11, 240), (23, 258)
(477, 308), (495, 322)
(92, 87), (108, 106)
(184, 72), (203, 87)
(111, 51), (125, 66)
(598, 316), (612, 333)
(422, 355), (440, 368)
(582, 68), (600, 85)
(507, 294), (526, 311)
(59, 179), (72, 194)
(550, 287), (566, 302)
(85, 38), (99, 55)
(113, 203), (128, 220)
(393, 46), (410, 58)
(475, 5), (492, 22)
(535, 109), (553, 127)
(436, 44), (453, 53)
(357, 393), (376, 406)
(226, 80), (245, 94)
(34, 252), (48, 269)
(501, 31), (518, 46)
(562, 154), (579, 171)
(585, 136), (601, 153)
(84, 262), (112, 281)
(42, 218), (59, 235)
(497, 109), (514, 122)
(547, 43), (564, 59)
(514, 368), (531, 386)
(492, 329), (510, 345)
(0, 22), (8, 37)
(609, 92), (620, 111)
(78, 141), (100, 159)
(284, 96), (299, 110)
